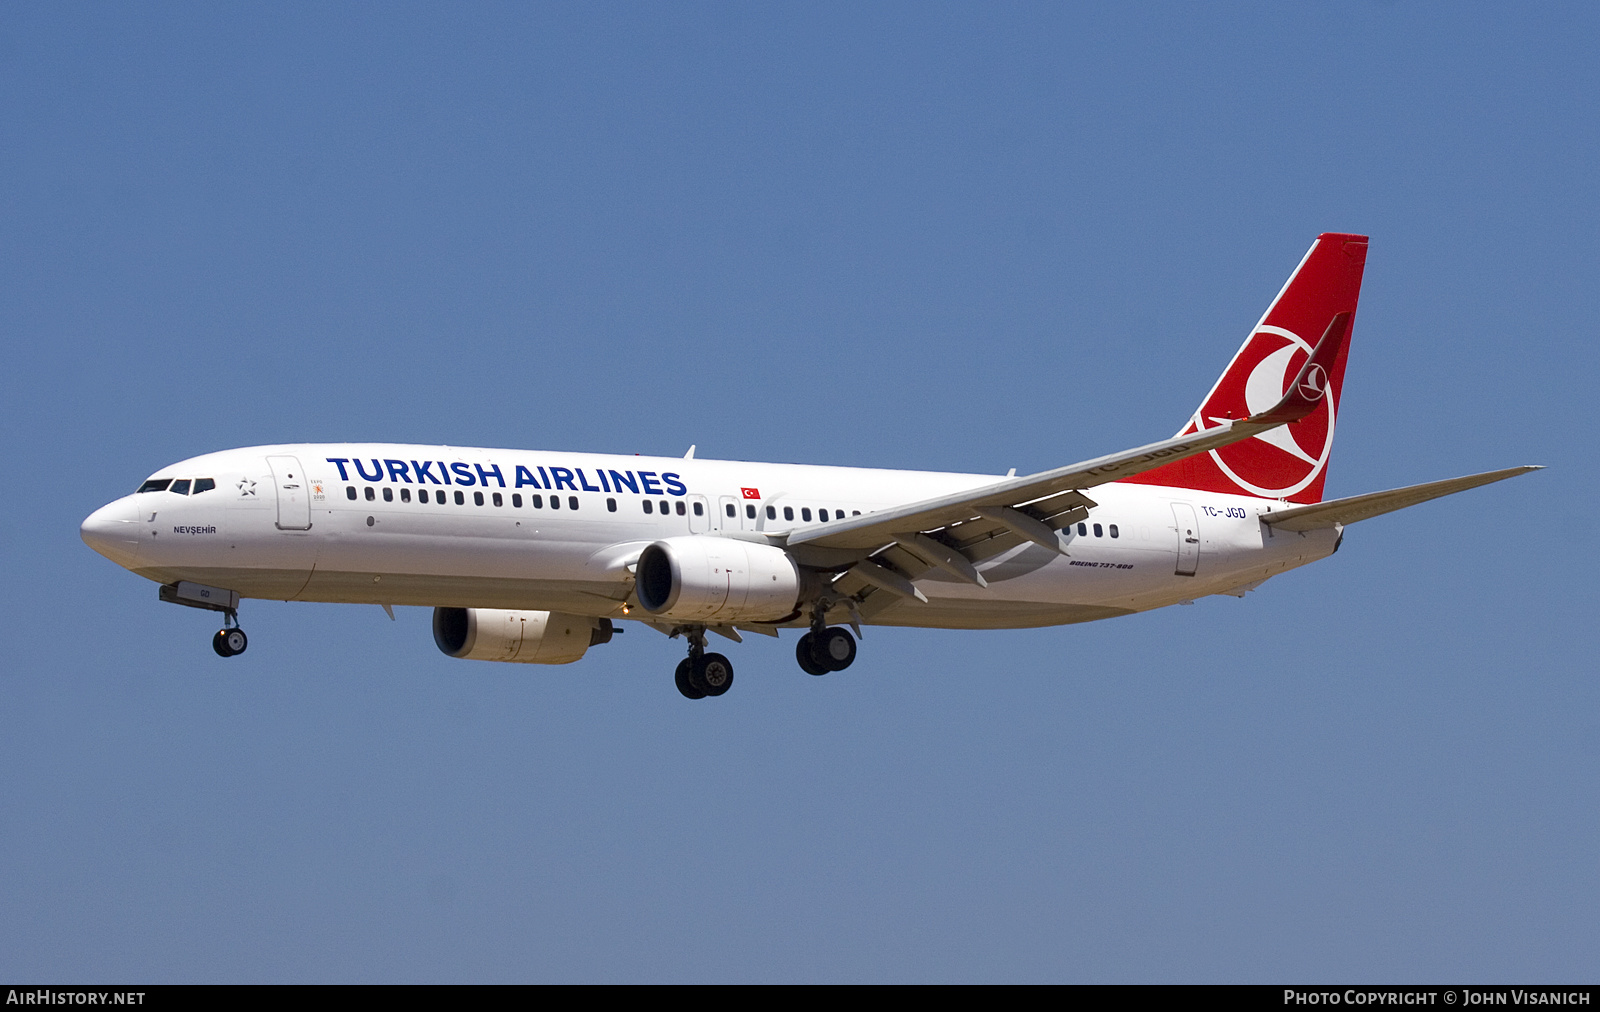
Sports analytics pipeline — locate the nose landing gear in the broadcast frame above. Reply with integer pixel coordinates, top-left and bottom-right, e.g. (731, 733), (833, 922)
(673, 627), (733, 699)
(212, 626), (249, 657)
(159, 582), (249, 658)
(211, 609), (249, 657)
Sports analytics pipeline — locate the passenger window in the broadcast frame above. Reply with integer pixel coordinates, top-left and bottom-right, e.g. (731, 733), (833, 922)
(1109, 524), (1119, 538)
(819, 510), (829, 522)
(454, 490), (465, 505)
(784, 507), (794, 521)
(474, 491), (484, 506)
(693, 501), (704, 516)
(532, 494), (543, 508)
(643, 500), (653, 514)
(746, 504), (756, 519)
(1093, 523), (1102, 537)
(512, 494), (522, 508)
(853, 510), (860, 516)
(725, 503), (735, 517)
(170, 479), (191, 495)
(607, 498), (617, 512)
(675, 501), (685, 516)
(401, 488), (411, 503)
(136, 478), (172, 493)
(568, 496), (578, 510)
(550, 495), (560, 509)
(492, 492), (503, 507)
(383, 487), (394, 502)
(346, 486), (357, 500)
(365, 487), (376, 502)
(766, 506), (776, 520)
(193, 478), (215, 494)
(801, 507), (812, 521)
(1077, 522), (1087, 536)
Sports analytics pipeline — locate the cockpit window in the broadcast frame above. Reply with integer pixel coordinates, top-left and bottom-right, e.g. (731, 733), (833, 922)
(193, 478), (215, 494)
(136, 478), (172, 493)
(169, 479), (192, 495)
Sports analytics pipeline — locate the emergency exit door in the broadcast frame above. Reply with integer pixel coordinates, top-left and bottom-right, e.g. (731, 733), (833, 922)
(717, 495), (745, 531)
(688, 495), (710, 533)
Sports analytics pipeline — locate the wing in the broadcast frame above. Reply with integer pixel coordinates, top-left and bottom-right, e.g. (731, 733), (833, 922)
(1259, 466), (1541, 532)
(773, 313), (1354, 617)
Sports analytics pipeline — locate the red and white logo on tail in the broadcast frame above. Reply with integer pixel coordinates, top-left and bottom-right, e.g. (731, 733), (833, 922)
(1128, 233), (1368, 504)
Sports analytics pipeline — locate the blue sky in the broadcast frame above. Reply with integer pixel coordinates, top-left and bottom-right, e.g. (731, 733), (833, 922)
(2, 3), (1596, 982)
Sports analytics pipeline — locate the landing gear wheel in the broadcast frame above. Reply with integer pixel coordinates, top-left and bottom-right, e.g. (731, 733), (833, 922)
(796, 633), (829, 676)
(675, 658), (707, 699)
(817, 627), (856, 671)
(698, 653), (734, 696)
(213, 628), (247, 657)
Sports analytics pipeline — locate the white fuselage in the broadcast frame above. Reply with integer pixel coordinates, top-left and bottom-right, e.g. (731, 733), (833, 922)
(81, 443), (1340, 630)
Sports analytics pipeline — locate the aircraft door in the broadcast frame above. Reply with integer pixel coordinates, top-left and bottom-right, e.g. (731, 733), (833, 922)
(717, 495), (741, 532)
(688, 495), (710, 533)
(1171, 502), (1199, 576)
(267, 455), (313, 531)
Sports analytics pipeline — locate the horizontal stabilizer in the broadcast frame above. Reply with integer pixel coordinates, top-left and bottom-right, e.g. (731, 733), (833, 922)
(1260, 466), (1542, 531)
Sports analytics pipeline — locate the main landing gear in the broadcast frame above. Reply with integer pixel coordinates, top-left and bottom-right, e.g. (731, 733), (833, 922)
(668, 608), (857, 697)
(674, 627), (733, 700)
(796, 619), (856, 676)
(212, 610), (249, 658)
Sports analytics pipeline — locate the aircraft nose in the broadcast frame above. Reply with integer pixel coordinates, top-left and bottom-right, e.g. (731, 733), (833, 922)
(81, 497), (142, 568)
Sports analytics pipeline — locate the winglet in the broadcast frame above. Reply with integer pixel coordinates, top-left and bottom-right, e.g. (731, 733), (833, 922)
(1244, 311), (1351, 427)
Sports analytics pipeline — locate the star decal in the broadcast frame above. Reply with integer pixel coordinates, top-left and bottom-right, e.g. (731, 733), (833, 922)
(237, 478), (257, 496)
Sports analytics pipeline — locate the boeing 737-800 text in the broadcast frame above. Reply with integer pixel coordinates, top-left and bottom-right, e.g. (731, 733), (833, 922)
(81, 234), (1538, 698)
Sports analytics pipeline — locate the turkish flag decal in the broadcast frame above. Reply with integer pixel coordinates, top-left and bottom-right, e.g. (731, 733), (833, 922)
(740, 487), (761, 499)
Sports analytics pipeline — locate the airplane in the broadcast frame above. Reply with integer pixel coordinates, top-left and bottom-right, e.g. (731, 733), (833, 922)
(80, 233), (1539, 699)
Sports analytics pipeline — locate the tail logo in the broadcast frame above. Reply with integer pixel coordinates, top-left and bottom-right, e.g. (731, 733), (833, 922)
(1197, 325), (1337, 499)
(1298, 363), (1329, 401)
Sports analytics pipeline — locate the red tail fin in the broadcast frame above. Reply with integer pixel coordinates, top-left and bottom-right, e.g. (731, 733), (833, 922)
(1127, 232), (1368, 503)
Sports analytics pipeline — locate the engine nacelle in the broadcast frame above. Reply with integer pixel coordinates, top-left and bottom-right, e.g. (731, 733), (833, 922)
(635, 536), (801, 623)
(432, 608), (612, 665)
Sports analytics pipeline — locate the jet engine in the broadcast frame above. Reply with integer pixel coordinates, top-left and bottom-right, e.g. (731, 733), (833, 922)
(634, 536), (801, 623)
(432, 607), (614, 665)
